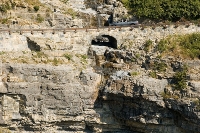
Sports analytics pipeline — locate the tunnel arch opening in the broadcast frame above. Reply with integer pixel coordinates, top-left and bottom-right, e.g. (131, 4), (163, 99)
(91, 35), (117, 49)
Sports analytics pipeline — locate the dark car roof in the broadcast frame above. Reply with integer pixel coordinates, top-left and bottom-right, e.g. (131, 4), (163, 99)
(110, 21), (139, 26)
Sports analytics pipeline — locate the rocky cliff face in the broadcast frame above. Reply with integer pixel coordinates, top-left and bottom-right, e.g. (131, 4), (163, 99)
(0, 34), (200, 132)
(0, 63), (101, 132)
(0, 0), (200, 133)
(0, 0), (130, 28)
(92, 47), (200, 133)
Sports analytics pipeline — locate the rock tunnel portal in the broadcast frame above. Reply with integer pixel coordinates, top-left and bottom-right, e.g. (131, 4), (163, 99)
(91, 35), (117, 49)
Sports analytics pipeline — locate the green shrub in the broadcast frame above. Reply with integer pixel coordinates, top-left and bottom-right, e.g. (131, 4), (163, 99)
(33, 5), (40, 12)
(193, 99), (200, 111)
(155, 33), (200, 59)
(131, 58), (136, 62)
(121, 0), (129, 7)
(5, 2), (11, 10)
(63, 53), (72, 60)
(173, 66), (188, 90)
(161, 92), (179, 99)
(0, 2), (11, 13)
(36, 14), (44, 23)
(0, 18), (9, 24)
(135, 53), (140, 58)
(81, 55), (87, 60)
(53, 58), (60, 66)
(130, 71), (139, 77)
(0, 4), (8, 13)
(11, 2), (16, 9)
(80, 54), (88, 64)
(157, 39), (168, 53)
(149, 71), (157, 78)
(64, 8), (77, 18)
(153, 62), (167, 72)
(144, 39), (153, 52)
(123, 0), (200, 21)
(33, 51), (47, 58)
(179, 33), (200, 59)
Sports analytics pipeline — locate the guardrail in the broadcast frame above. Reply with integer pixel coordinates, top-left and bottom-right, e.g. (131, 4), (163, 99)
(0, 21), (195, 34)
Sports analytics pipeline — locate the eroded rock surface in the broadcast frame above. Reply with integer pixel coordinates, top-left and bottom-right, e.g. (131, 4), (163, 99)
(0, 64), (102, 132)
(0, 42), (200, 133)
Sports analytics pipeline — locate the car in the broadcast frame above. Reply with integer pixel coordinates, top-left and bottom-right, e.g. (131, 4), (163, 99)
(106, 14), (139, 26)
(109, 21), (139, 26)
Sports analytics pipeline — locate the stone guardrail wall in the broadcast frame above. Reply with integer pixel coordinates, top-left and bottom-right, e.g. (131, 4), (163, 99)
(0, 21), (195, 33)
(0, 22), (200, 51)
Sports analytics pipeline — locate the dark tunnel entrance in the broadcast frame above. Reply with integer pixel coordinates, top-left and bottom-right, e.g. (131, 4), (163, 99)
(91, 35), (117, 49)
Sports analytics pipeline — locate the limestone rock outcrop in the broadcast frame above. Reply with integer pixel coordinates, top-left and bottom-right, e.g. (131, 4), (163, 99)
(0, 63), (102, 132)
(0, 31), (199, 132)
(0, 2), (200, 130)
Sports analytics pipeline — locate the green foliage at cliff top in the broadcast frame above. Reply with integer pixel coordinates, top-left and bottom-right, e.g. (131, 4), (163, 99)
(121, 0), (200, 21)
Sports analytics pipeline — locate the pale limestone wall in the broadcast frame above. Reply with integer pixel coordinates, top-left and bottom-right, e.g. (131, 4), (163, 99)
(0, 24), (200, 132)
(0, 24), (200, 51)
(0, 64), (102, 132)
(0, 33), (29, 51)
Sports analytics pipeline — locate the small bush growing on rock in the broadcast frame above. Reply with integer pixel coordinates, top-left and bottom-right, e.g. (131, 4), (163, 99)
(135, 53), (140, 58)
(153, 62), (167, 72)
(63, 53), (72, 60)
(64, 8), (77, 19)
(193, 99), (200, 111)
(81, 55), (87, 60)
(144, 39), (153, 52)
(0, 4), (8, 13)
(33, 5), (40, 12)
(0, 18), (9, 24)
(11, 2), (16, 9)
(131, 58), (136, 62)
(34, 51), (47, 58)
(36, 14), (44, 23)
(81, 55), (88, 64)
(121, 0), (129, 7)
(161, 92), (179, 99)
(20, 58), (28, 64)
(180, 33), (200, 59)
(0, 2), (11, 13)
(75, 54), (88, 64)
(53, 58), (61, 66)
(173, 66), (188, 90)
(156, 33), (200, 59)
(130, 71), (139, 77)
(149, 71), (157, 78)
(156, 39), (168, 53)
(5, 2), (11, 10)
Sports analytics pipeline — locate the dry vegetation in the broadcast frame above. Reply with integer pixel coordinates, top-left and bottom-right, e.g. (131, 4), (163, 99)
(0, 51), (89, 68)
(0, 0), (48, 24)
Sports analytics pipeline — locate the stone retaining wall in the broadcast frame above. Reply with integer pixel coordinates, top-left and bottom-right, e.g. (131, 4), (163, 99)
(0, 24), (199, 51)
